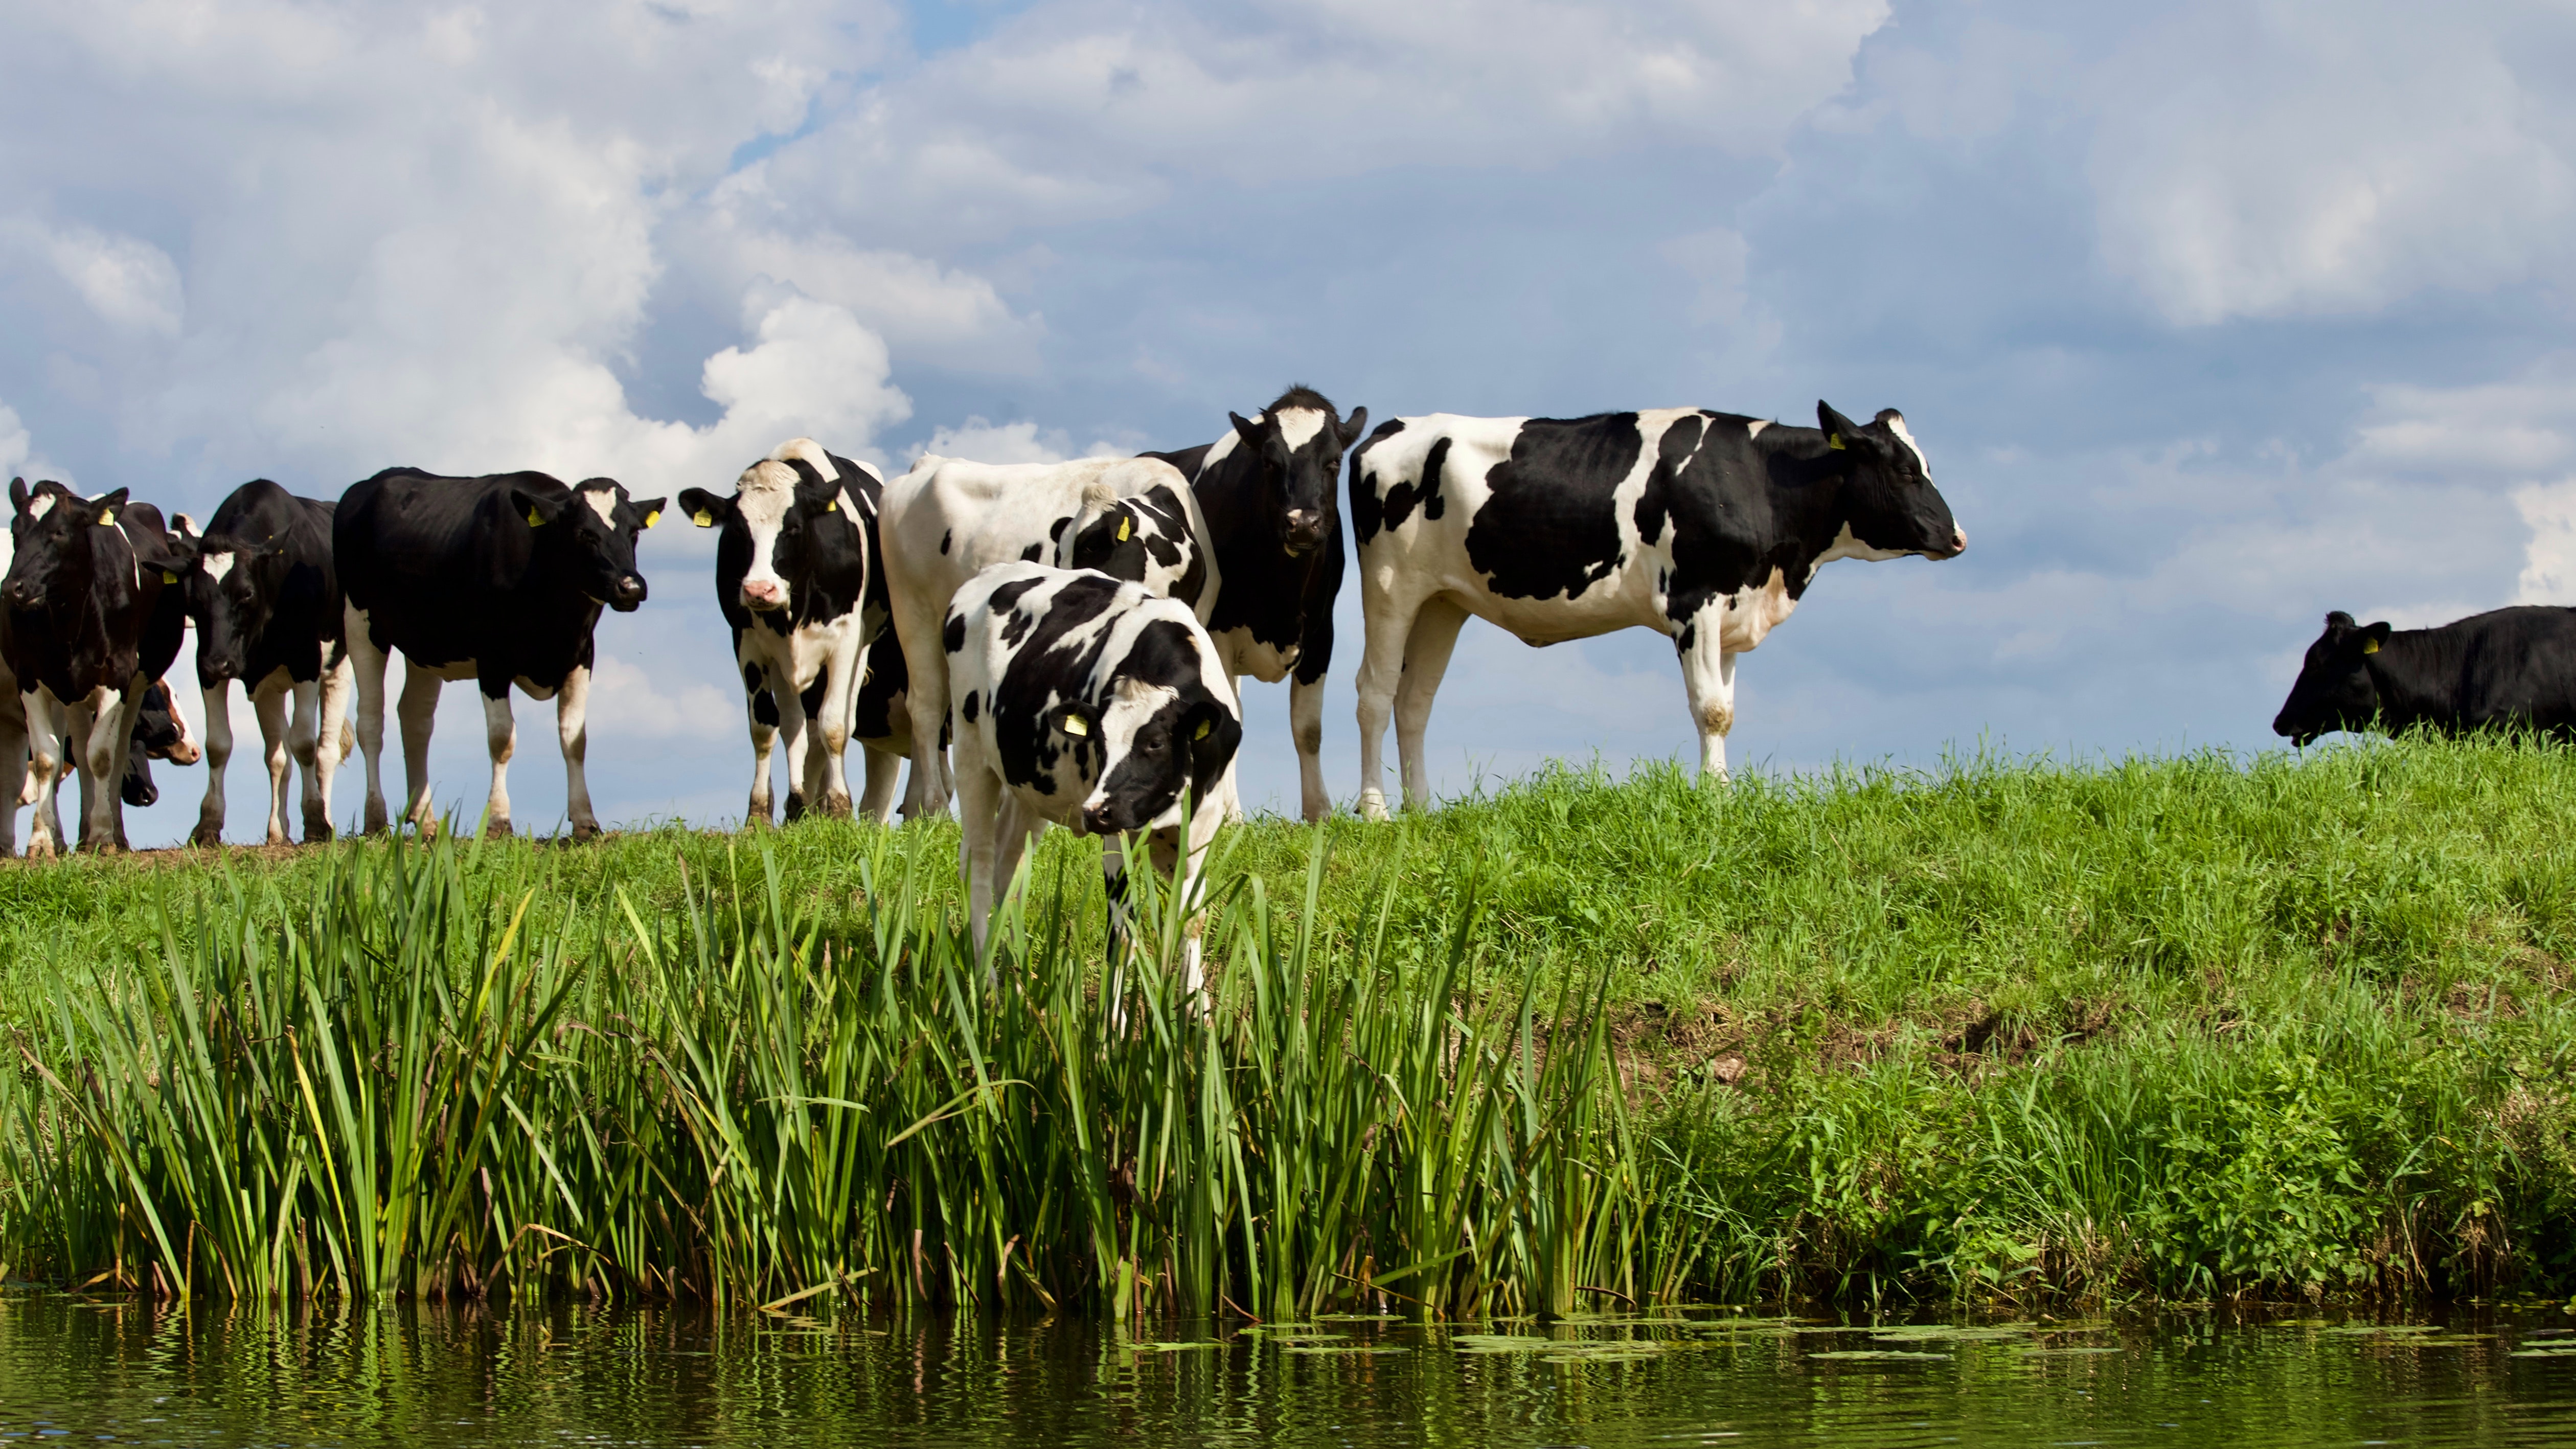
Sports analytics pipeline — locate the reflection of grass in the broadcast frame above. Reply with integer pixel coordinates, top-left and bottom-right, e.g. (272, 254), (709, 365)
(3, 736), (2574, 1309)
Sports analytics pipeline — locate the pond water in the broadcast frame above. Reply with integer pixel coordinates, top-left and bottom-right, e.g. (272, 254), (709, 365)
(4, 1294), (2574, 1447)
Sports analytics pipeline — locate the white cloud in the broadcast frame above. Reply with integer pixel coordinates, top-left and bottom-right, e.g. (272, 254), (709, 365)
(912, 414), (1129, 465)
(1659, 225), (1749, 326)
(584, 654), (740, 740)
(6, 221), (185, 337)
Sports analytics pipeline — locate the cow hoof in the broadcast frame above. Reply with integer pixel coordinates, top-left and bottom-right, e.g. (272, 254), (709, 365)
(481, 818), (512, 840)
(570, 822), (600, 844)
(190, 824), (224, 848)
(746, 795), (772, 826)
(1355, 791), (1392, 823)
(364, 804), (390, 834)
(782, 793), (807, 823)
(266, 827), (290, 846)
(822, 790), (853, 819)
(304, 813), (335, 843)
(26, 839), (55, 862)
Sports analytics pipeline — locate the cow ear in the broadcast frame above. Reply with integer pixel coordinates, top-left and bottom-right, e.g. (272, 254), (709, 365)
(629, 495), (667, 529)
(1337, 407), (1369, 449)
(2359, 621), (2392, 654)
(511, 488), (567, 529)
(93, 487), (131, 525)
(1229, 411), (1268, 449)
(2324, 610), (2357, 633)
(1057, 704), (1097, 739)
(676, 488), (725, 528)
(1817, 401), (1865, 451)
(1184, 700), (1236, 771)
(172, 512), (200, 541)
(7, 478), (25, 515)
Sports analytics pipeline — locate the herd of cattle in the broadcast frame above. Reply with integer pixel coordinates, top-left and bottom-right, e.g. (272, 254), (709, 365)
(5, 381), (2566, 942)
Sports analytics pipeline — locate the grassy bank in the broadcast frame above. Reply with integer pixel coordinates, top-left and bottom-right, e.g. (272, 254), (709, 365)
(1, 738), (2572, 1309)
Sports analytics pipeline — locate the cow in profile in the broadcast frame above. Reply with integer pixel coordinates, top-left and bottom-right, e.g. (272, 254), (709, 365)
(1347, 403), (1966, 818)
(677, 438), (884, 825)
(880, 455), (1213, 819)
(2272, 607), (2576, 745)
(1, 479), (193, 854)
(336, 467), (663, 840)
(945, 561), (1243, 996)
(1141, 385), (1369, 822)
(171, 479), (351, 844)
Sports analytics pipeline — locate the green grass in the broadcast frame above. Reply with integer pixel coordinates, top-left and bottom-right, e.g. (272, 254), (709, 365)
(2, 736), (2573, 1310)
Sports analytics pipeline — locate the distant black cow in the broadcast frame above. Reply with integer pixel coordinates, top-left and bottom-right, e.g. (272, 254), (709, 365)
(1142, 385), (1367, 822)
(336, 467), (664, 840)
(2272, 607), (2576, 745)
(945, 562), (1244, 995)
(172, 479), (351, 844)
(1, 479), (192, 855)
(677, 438), (885, 824)
(1348, 403), (1967, 818)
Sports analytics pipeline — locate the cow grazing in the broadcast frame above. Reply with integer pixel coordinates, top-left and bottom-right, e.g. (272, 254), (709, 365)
(1142, 386), (1369, 823)
(1, 479), (192, 855)
(336, 468), (663, 840)
(1347, 402), (1967, 818)
(880, 455), (1214, 820)
(677, 438), (885, 824)
(172, 479), (352, 845)
(2272, 607), (2576, 745)
(945, 562), (1243, 994)
(117, 677), (202, 808)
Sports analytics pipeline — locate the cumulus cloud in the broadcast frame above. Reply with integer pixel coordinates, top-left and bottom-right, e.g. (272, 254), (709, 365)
(584, 655), (741, 741)
(911, 415), (1133, 465)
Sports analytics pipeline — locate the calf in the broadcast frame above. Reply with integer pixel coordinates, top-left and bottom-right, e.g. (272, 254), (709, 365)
(336, 467), (663, 840)
(945, 562), (1243, 994)
(1, 479), (192, 855)
(1348, 402), (1967, 817)
(676, 438), (884, 824)
(880, 455), (1214, 820)
(2272, 607), (2576, 744)
(1143, 386), (1369, 822)
(172, 479), (351, 845)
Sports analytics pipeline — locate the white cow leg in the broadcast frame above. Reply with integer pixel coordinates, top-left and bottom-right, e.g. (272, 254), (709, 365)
(308, 655), (352, 841)
(347, 606), (395, 834)
(21, 692), (63, 859)
(283, 676), (318, 843)
(1677, 616), (1738, 784)
(1352, 591), (1423, 823)
(476, 688), (516, 839)
(857, 744), (902, 824)
(0, 694), (25, 857)
(812, 645), (859, 819)
(895, 613), (953, 821)
(1290, 673), (1329, 824)
(76, 691), (126, 854)
(954, 730), (1002, 955)
(556, 664), (598, 841)
(397, 664), (443, 835)
(255, 681), (293, 845)
(773, 686), (812, 822)
(745, 681), (780, 826)
(1393, 596), (1470, 814)
(193, 682), (234, 847)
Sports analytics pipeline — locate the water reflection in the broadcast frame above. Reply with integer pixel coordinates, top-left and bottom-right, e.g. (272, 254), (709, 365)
(3, 1294), (2574, 1446)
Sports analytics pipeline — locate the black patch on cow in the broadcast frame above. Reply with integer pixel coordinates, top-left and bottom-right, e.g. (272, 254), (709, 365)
(741, 662), (763, 693)
(852, 629), (911, 750)
(943, 610), (967, 654)
(961, 689), (979, 724)
(1020, 542), (1045, 562)
(1464, 414), (1646, 603)
(1379, 436), (1450, 536)
(939, 529), (951, 555)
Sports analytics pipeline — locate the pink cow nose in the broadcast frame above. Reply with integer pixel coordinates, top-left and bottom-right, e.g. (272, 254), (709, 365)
(741, 578), (786, 609)
(1950, 526), (1968, 556)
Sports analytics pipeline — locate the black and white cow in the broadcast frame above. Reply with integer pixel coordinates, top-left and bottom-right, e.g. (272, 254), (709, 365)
(1141, 386), (1369, 823)
(880, 455), (1213, 819)
(1347, 403), (1967, 817)
(677, 438), (887, 824)
(336, 467), (663, 840)
(117, 677), (203, 809)
(1, 479), (193, 855)
(945, 562), (1243, 994)
(171, 479), (351, 845)
(2272, 607), (2576, 744)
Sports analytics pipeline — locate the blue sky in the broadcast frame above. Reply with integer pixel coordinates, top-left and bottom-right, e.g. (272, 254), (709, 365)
(5, 0), (2574, 843)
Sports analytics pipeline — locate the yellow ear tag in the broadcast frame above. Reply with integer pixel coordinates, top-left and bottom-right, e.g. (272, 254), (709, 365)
(161, 571), (177, 584)
(527, 507), (543, 527)
(1193, 717), (1212, 740)
(692, 509), (714, 527)
(1117, 515), (1131, 541)
(98, 508), (115, 525)
(2362, 638), (2380, 654)
(644, 510), (661, 528)
(1062, 713), (1089, 737)
(824, 498), (837, 513)
(1827, 434), (1846, 450)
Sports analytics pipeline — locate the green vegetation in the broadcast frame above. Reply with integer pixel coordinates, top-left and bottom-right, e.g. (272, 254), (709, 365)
(2, 736), (2572, 1311)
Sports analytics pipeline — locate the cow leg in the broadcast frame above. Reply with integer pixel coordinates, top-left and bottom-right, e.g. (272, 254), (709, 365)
(76, 690), (127, 854)
(347, 605), (395, 834)
(21, 692), (63, 859)
(1290, 672), (1329, 824)
(744, 675), (781, 826)
(1353, 586), (1431, 822)
(811, 636), (861, 819)
(989, 793), (1043, 982)
(774, 683), (812, 822)
(397, 664), (443, 835)
(1392, 596), (1470, 814)
(954, 728), (1004, 955)
(857, 743), (903, 825)
(893, 608), (953, 821)
(475, 685), (516, 839)
(0, 693), (25, 858)
(307, 653), (352, 842)
(555, 663), (599, 841)
(255, 681), (293, 845)
(1676, 615), (1737, 784)
(193, 682), (234, 847)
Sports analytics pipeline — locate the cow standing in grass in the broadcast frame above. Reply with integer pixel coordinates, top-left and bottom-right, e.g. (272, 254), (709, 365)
(336, 467), (662, 840)
(1346, 402), (1967, 818)
(2272, 607), (2576, 744)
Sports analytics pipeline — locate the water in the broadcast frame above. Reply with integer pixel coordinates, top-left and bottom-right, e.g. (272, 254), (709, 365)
(5, 1294), (2575, 1447)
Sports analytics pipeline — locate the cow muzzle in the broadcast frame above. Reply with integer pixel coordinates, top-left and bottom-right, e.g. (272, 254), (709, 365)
(739, 578), (787, 612)
(3, 579), (39, 608)
(610, 575), (647, 611)
(1283, 510), (1324, 555)
(1080, 801), (1122, 837)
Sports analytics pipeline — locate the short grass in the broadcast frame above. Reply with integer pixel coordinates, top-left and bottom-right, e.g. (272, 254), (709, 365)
(2, 735), (2572, 1309)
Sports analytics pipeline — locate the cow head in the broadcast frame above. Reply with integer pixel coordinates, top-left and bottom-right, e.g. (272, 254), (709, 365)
(1815, 402), (1967, 562)
(1227, 386), (1367, 557)
(678, 452), (847, 616)
(516, 478), (662, 612)
(2272, 610), (2392, 745)
(175, 516), (283, 684)
(1067, 621), (1242, 836)
(4, 481), (130, 612)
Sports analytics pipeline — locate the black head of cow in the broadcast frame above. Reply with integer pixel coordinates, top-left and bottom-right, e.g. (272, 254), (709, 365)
(2272, 610), (2392, 746)
(515, 478), (663, 612)
(5, 480), (140, 612)
(677, 458), (845, 616)
(1063, 620), (1243, 836)
(1816, 402), (1967, 562)
(175, 518), (287, 683)
(1228, 386), (1369, 557)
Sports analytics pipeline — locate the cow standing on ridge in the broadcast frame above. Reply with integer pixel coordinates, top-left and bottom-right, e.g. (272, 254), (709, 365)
(172, 479), (351, 844)
(2272, 607), (2576, 744)
(1347, 403), (1967, 818)
(336, 467), (663, 840)
(1142, 386), (1367, 823)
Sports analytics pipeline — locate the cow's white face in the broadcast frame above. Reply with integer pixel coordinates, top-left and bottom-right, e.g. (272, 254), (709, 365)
(733, 460), (800, 612)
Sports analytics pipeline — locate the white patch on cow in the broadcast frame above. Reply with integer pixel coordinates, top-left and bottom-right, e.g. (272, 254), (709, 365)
(582, 487), (618, 525)
(1273, 407), (1326, 451)
(27, 492), (54, 520)
(199, 550), (237, 585)
(1883, 413), (1930, 478)
(1718, 568), (1799, 653)
(732, 459), (799, 609)
(1809, 522), (1908, 579)
(1745, 419), (1769, 439)
(770, 436), (840, 481)
(1082, 676), (1187, 826)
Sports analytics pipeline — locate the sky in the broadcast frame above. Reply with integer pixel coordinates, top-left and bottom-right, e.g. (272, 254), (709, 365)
(5, 0), (2575, 842)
